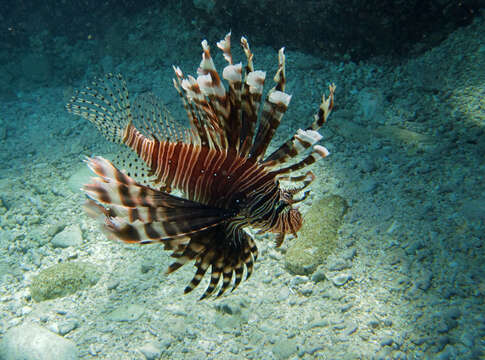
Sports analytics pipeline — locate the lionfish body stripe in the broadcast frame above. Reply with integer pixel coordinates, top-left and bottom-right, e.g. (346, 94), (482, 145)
(66, 33), (336, 299)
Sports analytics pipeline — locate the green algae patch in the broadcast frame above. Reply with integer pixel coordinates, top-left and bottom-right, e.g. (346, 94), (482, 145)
(285, 195), (348, 275)
(30, 262), (102, 302)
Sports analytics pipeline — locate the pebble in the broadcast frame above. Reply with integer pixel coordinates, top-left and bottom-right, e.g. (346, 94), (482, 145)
(271, 338), (298, 360)
(0, 323), (78, 359)
(342, 248), (357, 260)
(380, 336), (394, 346)
(57, 319), (79, 336)
(416, 270), (433, 291)
(51, 224), (83, 248)
(332, 273), (352, 286)
(215, 301), (242, 315)
(106, 304), (144, 322)
(311, 267), (326, 283)
(436, 344), (457, 360)
(106, 279), (120, 290)
(327, 258), (351, 271)
(139, 342), (162, 360)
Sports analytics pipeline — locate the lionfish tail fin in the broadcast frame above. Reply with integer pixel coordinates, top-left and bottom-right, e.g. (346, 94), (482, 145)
(66, 73), (133, 144)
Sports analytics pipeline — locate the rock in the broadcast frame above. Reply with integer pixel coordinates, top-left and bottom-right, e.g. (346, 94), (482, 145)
(380, 336), (394, 346)
(436, 344), (457, 360)
(215, 301), (242, 315)
(332, 273), (352, 286)
(285, 195), (348, 275)
(375, 125), (434, 147)
(51, 224), (83, 248)
(416, 270), (433, 291)
(106, 304), (145, 322)
(30, 262), (101, 302)
(311, 267), (327, 283)
(214, 313), (244, 330)
(272, 338), (298, 360)
(67, 165), (94, 194)
(57, 319), (79, 336)
(327, 258), (351, 271)
(139, 342), (162, 360)
(0, 323), (78, 360)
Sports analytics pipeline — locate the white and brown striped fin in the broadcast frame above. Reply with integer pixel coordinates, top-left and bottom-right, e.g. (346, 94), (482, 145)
(308, 83), (336, 131)
(262, 84), (336, 172)
(66, 73), (133, 143)
(239, 69), (266, 156)
(271, 145), (330, 179)
(262, 129), (323, 169)
(83, 156), (259, 299)
(249, 47), (290, 160)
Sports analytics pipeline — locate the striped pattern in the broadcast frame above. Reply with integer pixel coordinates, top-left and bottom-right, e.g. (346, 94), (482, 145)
(66, 33), (336, 299)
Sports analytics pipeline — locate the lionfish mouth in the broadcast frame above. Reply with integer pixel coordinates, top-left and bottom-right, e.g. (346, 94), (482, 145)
(66, 32), (335, 299)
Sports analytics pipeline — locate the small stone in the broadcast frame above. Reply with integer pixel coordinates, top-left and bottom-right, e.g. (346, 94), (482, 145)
(327, 258), (351, 271)
(368, 319), (379, 329)
(51, 224), (83, 248)
(140, 263), (154, 274)
(271, 338), (298, 360)
(215, 302), (241, 315)
(340, 303), (353, 312)
(106, 279), (120, 290)
(106, 304), (144, 322)
(139, 342), (162, 360)
(342, 248), (356, 260)
(380, 336), (394, 346)
(307, 320), (329, 329)
(278, 287), (290, 301)
(57, 319), (79, 336)
(311, 267), (326, 283)
(393, 350), (407, 360)
(416, 270), (433, 291)
(67, 165), (93, 194)
(346, 323), (358, 335)
(0, 323), (78, 359)
(436, 344), (457, 360)
(290, 275), (307, 287)
(332, 273), (352, 286)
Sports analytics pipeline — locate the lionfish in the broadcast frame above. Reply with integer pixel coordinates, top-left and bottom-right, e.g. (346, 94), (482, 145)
(66, 33), (335, 299)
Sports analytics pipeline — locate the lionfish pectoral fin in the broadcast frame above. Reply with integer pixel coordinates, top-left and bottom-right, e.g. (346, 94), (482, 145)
(81, 156), (262, 298)
(275, 233), (286, 248)
(176, 228), (259, 299)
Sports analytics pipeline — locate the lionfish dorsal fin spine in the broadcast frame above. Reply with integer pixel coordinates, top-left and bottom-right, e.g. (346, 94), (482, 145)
(262, 83), (335, 174)
(249, 47), (289, 160)
(216, 32), (233, 65)
(238, 69), (266, 156)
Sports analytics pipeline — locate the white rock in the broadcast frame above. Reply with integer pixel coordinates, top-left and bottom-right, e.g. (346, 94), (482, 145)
(51, 224), (83, 248)
(139, 342), (162, 360)
(67, 165), (93, 194)
(0, 323), (78, 360)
